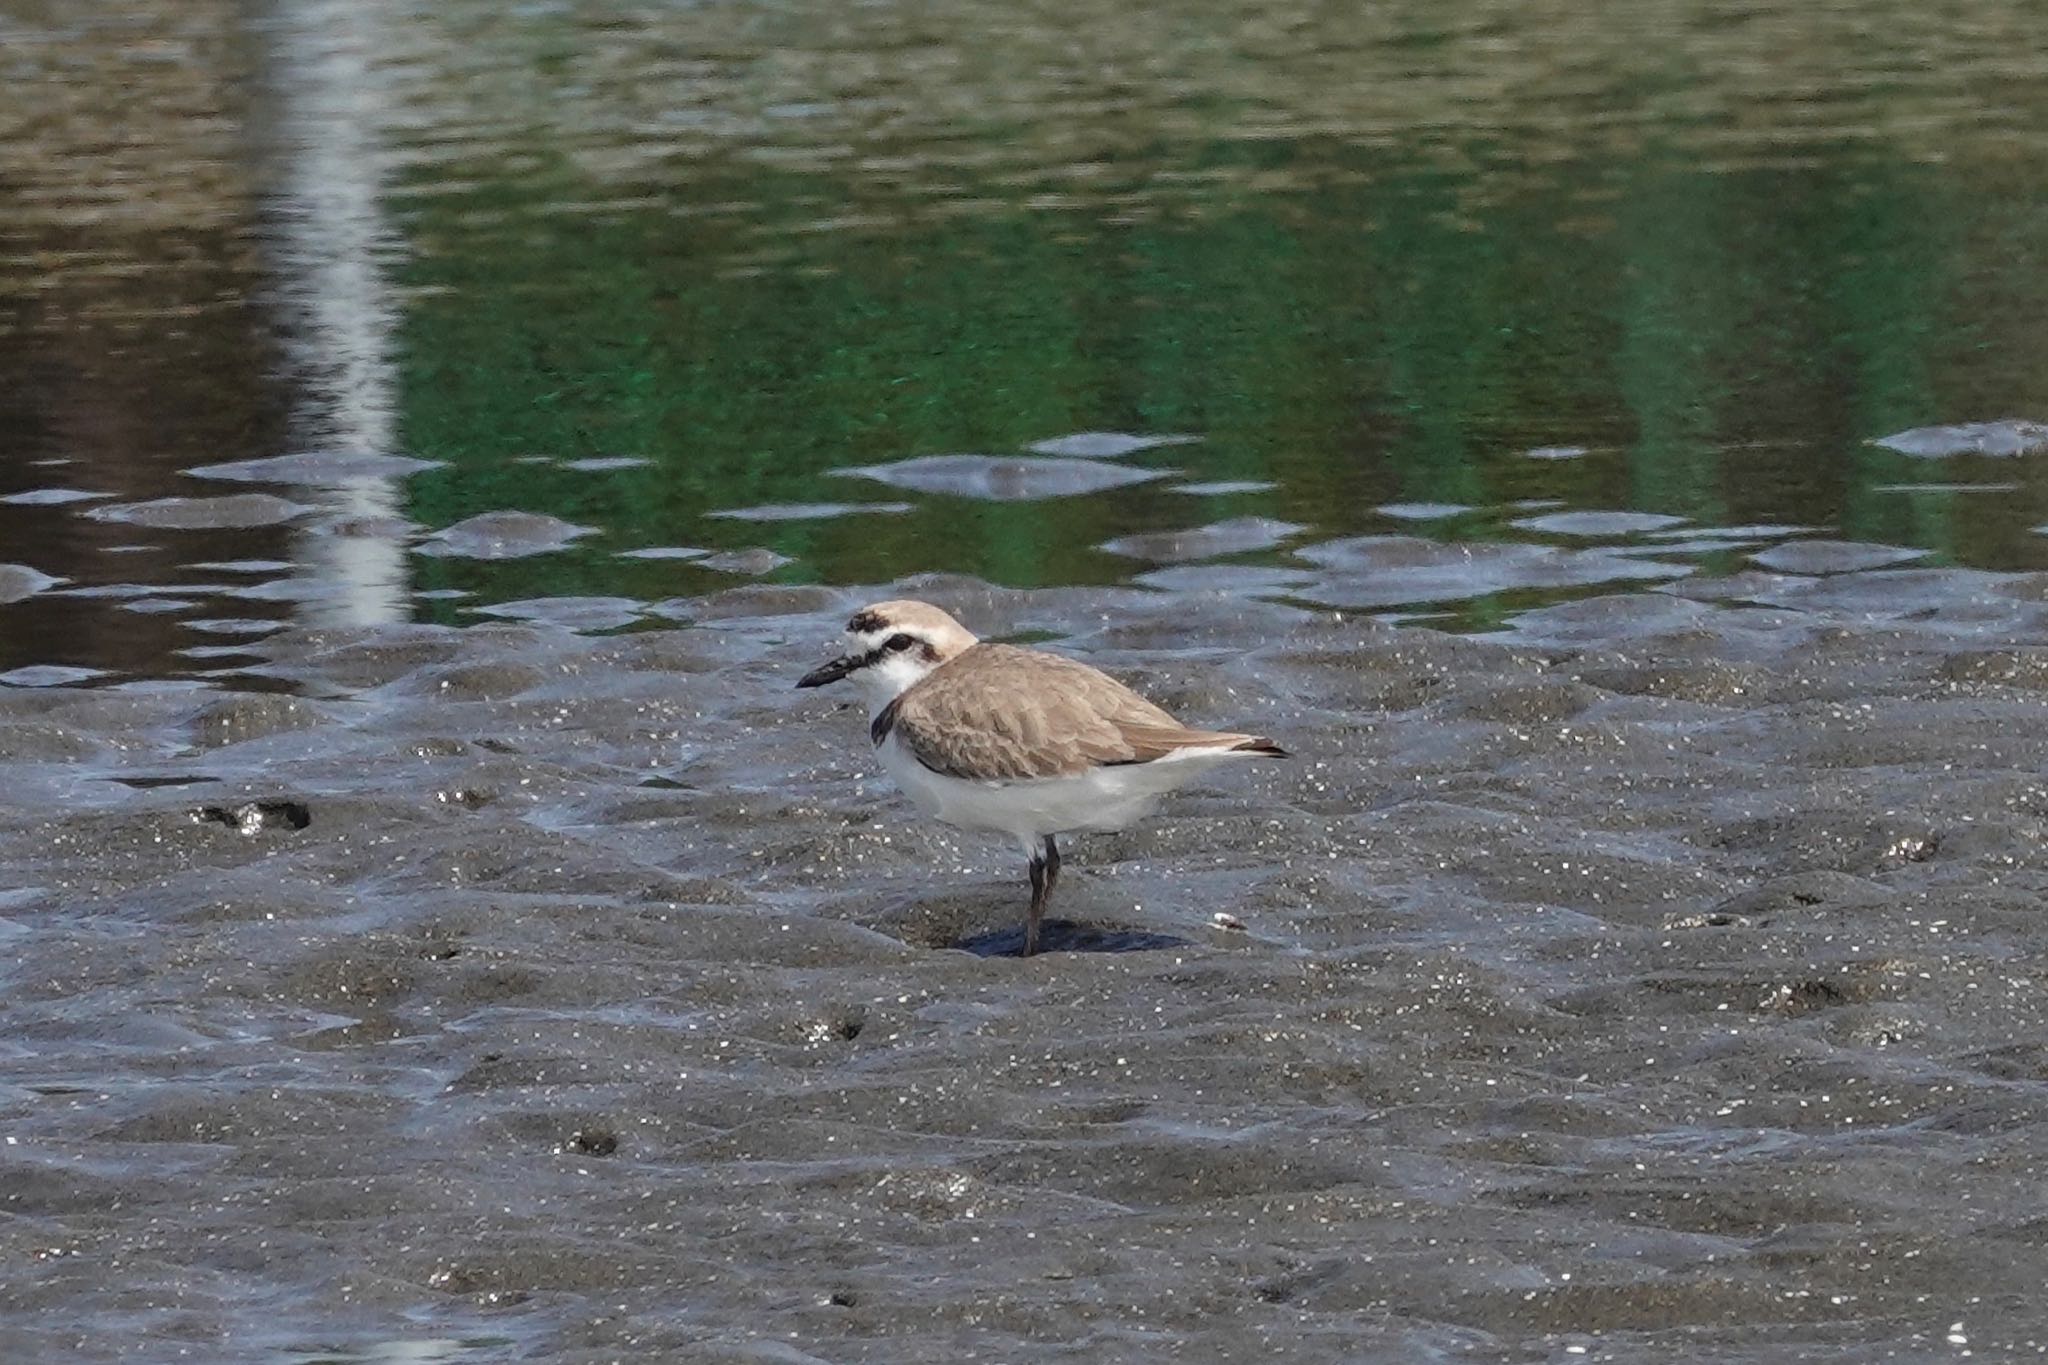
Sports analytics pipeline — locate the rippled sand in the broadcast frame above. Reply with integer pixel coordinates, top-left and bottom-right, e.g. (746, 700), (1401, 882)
(5, 573), (2048, 1360)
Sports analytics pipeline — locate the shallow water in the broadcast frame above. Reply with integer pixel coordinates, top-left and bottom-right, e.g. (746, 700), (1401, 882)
(6, 0), (2048, 683)
(7, 1), (2048, 1361)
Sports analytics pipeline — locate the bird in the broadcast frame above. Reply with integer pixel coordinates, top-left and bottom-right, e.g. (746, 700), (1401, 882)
(796, 599), (1287, 955)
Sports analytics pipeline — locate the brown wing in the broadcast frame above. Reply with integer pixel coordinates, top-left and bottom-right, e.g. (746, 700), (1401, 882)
(888, 643), (1277, 780)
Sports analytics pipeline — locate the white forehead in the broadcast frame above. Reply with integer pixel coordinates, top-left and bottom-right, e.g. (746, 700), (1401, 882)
(850, 617), (925, 643)
(842, 601), (975, 649)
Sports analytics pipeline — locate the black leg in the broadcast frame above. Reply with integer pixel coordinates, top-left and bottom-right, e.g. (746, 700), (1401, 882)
(1022, 835), (1061, 957)
(1025, 849), (1047, 957)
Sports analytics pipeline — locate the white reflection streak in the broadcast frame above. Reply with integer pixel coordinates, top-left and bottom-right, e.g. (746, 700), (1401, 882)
(264, 0), (408, 626)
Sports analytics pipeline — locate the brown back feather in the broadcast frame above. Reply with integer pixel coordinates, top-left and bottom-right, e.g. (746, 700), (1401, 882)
(887, 643), (1283, 779)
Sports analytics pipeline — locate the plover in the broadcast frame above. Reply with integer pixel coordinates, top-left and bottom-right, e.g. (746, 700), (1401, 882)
(797, 599), (1287, 955)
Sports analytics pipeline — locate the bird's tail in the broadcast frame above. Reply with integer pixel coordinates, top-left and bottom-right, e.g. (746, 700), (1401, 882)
(1115, 720), (1290, 763)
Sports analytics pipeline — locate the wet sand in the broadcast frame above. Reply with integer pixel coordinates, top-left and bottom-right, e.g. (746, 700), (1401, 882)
(5, 573), (2048, 1361)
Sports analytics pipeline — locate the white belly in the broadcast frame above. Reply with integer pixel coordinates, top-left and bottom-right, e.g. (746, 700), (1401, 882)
(874, 729), (1250, 853)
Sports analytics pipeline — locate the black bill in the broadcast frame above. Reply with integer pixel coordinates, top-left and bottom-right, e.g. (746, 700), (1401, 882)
(796, 654), (859, 689)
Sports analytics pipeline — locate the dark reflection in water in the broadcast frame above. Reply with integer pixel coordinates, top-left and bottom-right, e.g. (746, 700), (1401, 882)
(401, 152), (2047, 594)
(3, 0), (2048, 679)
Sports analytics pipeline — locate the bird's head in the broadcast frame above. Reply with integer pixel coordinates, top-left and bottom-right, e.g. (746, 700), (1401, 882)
(796, 599), (979, 706)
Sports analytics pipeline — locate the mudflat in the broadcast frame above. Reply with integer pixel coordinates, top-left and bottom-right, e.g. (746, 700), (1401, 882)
(4, 572), (2046, 1361)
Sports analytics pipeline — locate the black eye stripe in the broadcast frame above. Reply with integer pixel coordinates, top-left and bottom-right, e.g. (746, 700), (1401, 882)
(845, 632), (923, 672)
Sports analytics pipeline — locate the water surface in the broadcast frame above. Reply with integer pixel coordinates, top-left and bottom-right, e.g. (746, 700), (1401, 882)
(4, 0), (2048, 681)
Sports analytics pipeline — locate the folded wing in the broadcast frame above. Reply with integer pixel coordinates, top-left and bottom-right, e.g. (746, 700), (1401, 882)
(887, 644), (1282, 780)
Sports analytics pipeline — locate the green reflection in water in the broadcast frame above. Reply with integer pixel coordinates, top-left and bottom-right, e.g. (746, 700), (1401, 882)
(395, 142), (2048, 612)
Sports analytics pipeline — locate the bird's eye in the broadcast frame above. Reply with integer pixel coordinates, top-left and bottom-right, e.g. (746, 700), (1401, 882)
(885, 633), (916, 652)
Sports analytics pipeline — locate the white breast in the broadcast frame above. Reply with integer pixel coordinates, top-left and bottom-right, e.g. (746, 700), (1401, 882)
(874, 728), (1253, 855)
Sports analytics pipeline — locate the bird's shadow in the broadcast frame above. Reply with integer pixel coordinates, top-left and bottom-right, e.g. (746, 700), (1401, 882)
(958, 918), (1190, 958)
